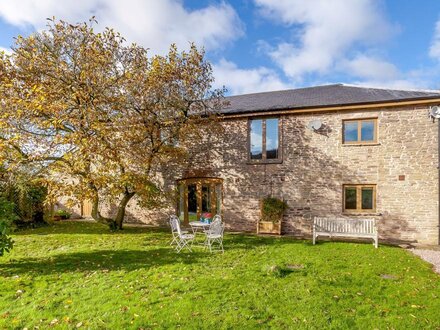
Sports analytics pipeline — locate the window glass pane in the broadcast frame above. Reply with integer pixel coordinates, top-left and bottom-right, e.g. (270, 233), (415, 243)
(215, 184), (222, 215)
(345, 187), (357, 209)
(344, 121), (358, 142)
(266, 118), (279, 159)
(201, 185), (211, 213)
(361, 121), (374, 141)
(187, 184), (197, 221)
(178, 184), (184, 221)
(250, 119), (263, 159)
(361, 188), (373, 209)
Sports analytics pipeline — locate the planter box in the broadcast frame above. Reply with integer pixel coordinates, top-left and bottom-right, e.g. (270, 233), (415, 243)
(257, 221), (281, 235)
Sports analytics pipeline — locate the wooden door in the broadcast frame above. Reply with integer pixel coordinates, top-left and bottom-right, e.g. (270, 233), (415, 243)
(81, 200), (93, 218)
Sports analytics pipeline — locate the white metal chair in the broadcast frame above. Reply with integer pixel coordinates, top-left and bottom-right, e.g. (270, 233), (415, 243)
(212, 214), (222, 223)
(170, 217), (195, 253)
(202, 214), (222, 233)
(204, 216), (224, 253)
(169, 215), (188, 246)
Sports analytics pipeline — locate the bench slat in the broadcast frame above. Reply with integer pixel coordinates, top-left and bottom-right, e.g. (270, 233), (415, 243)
(313, 217), (378, 248)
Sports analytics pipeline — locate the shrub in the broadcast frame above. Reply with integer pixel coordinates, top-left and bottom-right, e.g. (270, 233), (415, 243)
(0, 197), (18, 256)
(261, 197), (288, 223)
(0, 168), (48, 226)
(55, 209), (72, 220)
(0, 223), (14, 257)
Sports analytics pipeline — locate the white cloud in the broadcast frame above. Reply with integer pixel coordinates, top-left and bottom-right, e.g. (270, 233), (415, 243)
(0, 0), (244, 54)
(213, 59), (290, 95)
(340, 55), (399, 81)
(0, 47), (12, 55)
(342, 64), (440, 91)
(430, 19), (440, 60)
(255, 0), (397, 80)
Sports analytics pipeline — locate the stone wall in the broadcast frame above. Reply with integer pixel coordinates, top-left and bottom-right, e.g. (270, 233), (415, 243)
(85, 104), (439, 245)
(212, 106), (438, 244)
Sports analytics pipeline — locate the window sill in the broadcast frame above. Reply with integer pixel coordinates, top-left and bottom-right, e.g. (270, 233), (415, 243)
(342, 212), (381, 216)
(247, 160), (283, 165)
(342, 143), (381, 147)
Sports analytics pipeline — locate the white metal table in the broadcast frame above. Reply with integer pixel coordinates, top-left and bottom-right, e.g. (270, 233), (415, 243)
(189, 221), (211, 246)
(189, 221), (210, 233)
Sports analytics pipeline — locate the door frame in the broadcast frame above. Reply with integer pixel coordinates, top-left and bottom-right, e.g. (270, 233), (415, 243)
(176, 177), (223, 224)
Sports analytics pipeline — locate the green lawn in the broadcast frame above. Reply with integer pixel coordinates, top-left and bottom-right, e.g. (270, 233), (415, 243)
(0, 221), (439, 329)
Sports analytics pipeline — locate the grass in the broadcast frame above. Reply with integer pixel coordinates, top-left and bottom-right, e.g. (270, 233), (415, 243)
(0, 221), (439, 329)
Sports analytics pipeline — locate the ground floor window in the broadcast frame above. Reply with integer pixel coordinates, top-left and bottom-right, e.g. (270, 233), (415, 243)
(343, 184), (376, 213)
(177, 178), (223, 224)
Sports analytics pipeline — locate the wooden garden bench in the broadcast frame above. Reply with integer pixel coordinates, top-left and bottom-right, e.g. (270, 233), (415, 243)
(313, 217), (378, 248)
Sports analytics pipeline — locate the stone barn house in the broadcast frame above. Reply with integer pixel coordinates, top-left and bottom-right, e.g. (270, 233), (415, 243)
(71, 84), (440, 245)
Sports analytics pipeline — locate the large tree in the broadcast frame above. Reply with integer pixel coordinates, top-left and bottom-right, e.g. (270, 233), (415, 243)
(0, 18), (223, 229)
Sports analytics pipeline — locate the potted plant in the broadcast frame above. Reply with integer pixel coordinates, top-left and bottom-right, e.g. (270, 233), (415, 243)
(257, 197), (288, 235)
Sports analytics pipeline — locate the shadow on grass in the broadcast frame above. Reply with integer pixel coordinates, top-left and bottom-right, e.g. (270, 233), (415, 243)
(6, 221), (314, 277)
(0, 248), (208, 276)
(2, 235), (309, 277)
(13, 221), (168, 236)
(14, 222), (310, 248)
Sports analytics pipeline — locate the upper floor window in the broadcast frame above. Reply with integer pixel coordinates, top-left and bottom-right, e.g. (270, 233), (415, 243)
(249, 117), (280, 162)
(343, 118), (377, 144)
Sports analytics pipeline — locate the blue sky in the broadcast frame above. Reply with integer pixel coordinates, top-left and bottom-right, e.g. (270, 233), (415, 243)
(1, 0), (440, 95)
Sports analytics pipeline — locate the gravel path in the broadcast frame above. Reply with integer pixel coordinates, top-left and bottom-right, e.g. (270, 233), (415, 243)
(410, 249), (440, 274)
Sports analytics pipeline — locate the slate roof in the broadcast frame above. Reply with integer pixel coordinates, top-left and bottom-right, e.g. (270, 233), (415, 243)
(220, 84), (440, 115)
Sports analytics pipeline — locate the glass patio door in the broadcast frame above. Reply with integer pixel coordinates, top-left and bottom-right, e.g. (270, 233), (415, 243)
(187, 184), (198, 222)
(177, 178), (222, 224)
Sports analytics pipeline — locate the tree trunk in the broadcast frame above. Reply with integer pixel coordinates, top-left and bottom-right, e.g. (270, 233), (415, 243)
(91, 190), (136, 230)
(91, 194), (115, 228)
(114, 192), (136, 229)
